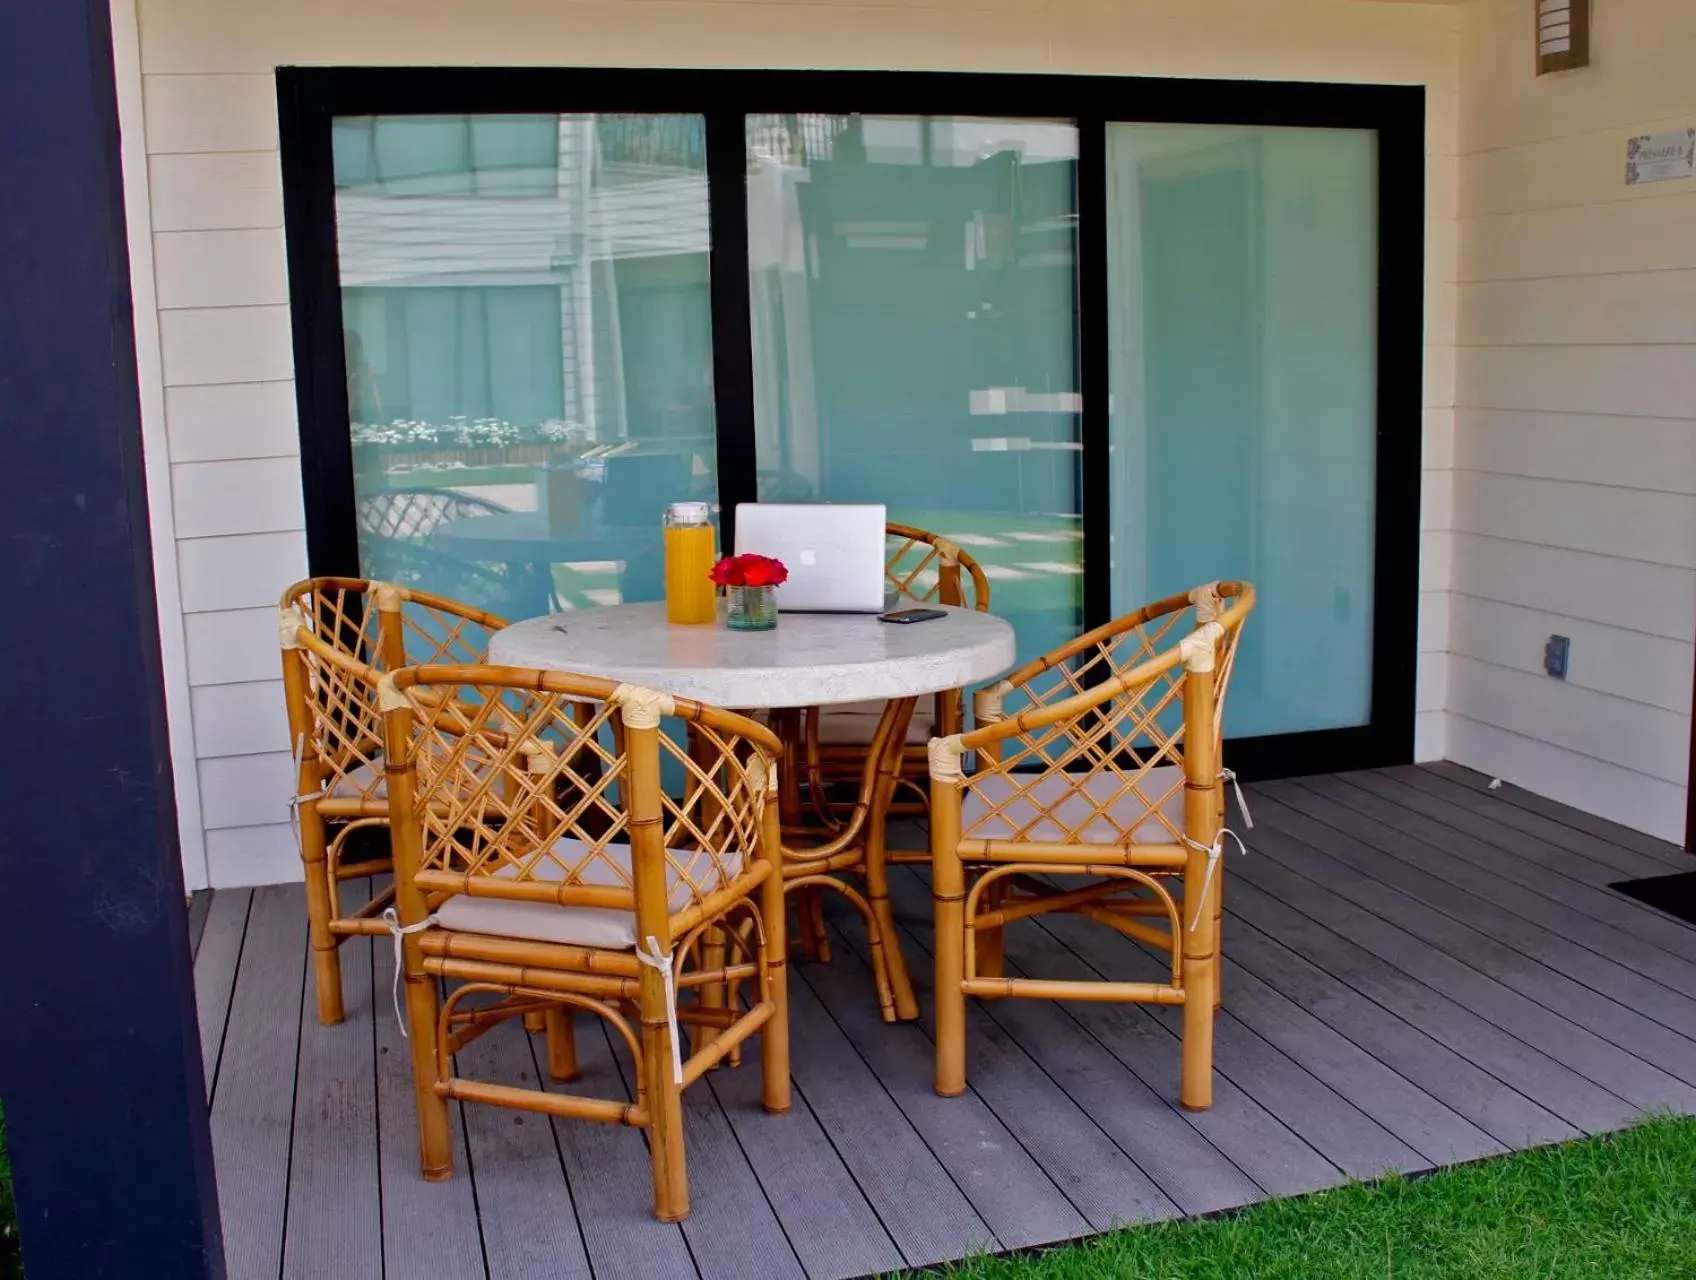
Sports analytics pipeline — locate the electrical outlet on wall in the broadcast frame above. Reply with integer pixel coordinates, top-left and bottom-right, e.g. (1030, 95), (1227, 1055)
(1544, 635), (1570, 680)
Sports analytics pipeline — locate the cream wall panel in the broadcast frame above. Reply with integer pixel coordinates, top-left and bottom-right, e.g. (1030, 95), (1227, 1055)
(205, 825), (301, 889)
(172, 457), (306, 539)
(154, 228), (290, 309)
(1447, 533), (1694, 643)
(1419, 588), (1450, 652)
(1454, 409), (1696, 494)
(1447, 654), (1687, 787)
(1449, 593), (1692, 717)
(1459, 194), (1696, 282)
(1460, 115), (1696, 218)
(142, 73), (279, 153)
(149, 151), (285, 231)
(185, 607), (284, 687)
(1446, 713), (1685, 843)
(199, 752), (293, 830)
(1421, 406), (1455, 470)
(1457, 272), (1696, 348)
(1459, 0), (1696, 153)
(191, 680), (291, 758)
(177, 531), (309, 614)
(1414, 709), (1446, 762)
(159, 305), (295, 386)
(1457, 344), (1696, 421)
(1450, 471), (1696, 570)
(166, 381), (300, 463)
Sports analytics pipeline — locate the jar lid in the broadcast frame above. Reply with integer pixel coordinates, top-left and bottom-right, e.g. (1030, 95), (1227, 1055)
(667, 501), (711, 524)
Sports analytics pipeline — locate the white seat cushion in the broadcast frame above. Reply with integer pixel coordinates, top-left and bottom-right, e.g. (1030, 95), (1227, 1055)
(432, 836), (744, 950)
(962, 765), (1187, 846)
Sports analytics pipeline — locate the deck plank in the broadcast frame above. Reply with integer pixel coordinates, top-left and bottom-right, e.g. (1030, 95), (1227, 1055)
(782, 960), (995, 1266)
(190, 890), (212, 959)
(707, 1035), (905, 1280)
(1223, 870), (1640, 1134)
(194, 886), (252, 1103)
(1257, 785), (1696, 1081)
(885, 871), (1332, 1207)
(830, 914), (1183, 1233)
(370, 900), (487, 1280)
(1318, 773), (1696, 965)
(456, 1019), (594, 1280)
(211, 884), (306, 1280)
(1219, 909), (1579, 1148)
(1398, 765), (1691, 872)
(1419, 762), (1692, 867)
(1343, 771), (1675, 891)
(282, 880), (382, 1279)
(533, 1017), (701, 1280)
(1028, 905), (1432, 1180)
(806, 922), (1097, 1248)
(1280, 777), (1696, 1012)
(1239, 817), (1696, 1114)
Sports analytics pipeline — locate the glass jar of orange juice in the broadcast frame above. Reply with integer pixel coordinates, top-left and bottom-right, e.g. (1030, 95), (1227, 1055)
(663, 501), (717, 625)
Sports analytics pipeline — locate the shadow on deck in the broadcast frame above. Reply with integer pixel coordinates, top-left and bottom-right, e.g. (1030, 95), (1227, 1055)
(192, 764), (1696, 1279)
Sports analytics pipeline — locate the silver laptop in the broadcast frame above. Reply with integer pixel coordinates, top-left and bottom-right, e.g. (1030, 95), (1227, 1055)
(734, 503), (887, 613)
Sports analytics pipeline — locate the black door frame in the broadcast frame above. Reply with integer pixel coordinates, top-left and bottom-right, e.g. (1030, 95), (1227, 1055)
(277, 66), (1425, 780)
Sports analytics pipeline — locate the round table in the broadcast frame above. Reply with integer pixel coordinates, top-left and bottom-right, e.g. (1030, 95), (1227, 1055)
(488, 601), (1015, 710)
(489, 601), (1017, 1022)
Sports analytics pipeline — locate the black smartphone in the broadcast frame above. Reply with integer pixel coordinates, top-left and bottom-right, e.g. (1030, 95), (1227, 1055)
(879, 607), (947, 625)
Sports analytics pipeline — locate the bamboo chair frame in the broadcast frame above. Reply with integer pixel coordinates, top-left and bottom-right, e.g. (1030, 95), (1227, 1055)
(278, 576), (509, 1025)
(379, 664), (789, 1222)
(800, 523), (991, 814)
(928, 581), (1255, 1110)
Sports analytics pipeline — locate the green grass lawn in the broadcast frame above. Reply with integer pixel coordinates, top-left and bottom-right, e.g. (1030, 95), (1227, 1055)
(1, 1106), (17, 1279)
(915, 1116), (1696, 1280)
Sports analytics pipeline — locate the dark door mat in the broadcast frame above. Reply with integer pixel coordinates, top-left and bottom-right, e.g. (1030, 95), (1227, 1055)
(1611, 872), (1696, 928)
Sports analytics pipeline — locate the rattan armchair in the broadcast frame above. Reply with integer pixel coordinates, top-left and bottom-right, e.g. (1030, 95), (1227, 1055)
(378, 666), (789, 1222)
(797, 523), (991, 810)
(278, 577), (508, 1025)
(927, 581), (1254, 1110)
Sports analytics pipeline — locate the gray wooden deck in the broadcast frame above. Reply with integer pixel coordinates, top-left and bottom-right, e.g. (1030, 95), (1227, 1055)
(193, 764), (1696, 1279)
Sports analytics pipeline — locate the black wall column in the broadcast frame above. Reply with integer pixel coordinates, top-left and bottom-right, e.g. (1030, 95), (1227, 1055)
(0, 2), (224, 1276)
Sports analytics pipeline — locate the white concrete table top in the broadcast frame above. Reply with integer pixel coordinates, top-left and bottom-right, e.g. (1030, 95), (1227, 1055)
(487, 602), (1017, 710)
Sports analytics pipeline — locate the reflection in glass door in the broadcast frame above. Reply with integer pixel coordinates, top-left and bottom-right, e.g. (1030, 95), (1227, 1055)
(332, 113), (717, 622)
(1107, 124), (1378, 737)
(745, 115), (1082, 667)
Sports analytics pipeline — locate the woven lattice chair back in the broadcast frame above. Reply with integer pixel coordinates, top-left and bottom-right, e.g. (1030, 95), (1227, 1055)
(380, 666), (782, 935)
(280, 578), (510, 807)
(885, 522), (990, 611)
(950, 581), (1254, 851)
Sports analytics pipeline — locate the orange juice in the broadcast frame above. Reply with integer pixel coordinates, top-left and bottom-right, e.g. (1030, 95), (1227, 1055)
(663, 502), (717, 624)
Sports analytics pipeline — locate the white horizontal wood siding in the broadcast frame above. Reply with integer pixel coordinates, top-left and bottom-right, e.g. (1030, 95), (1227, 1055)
(130, 0), (1461, 886)
(1450, 0), (1696, 842)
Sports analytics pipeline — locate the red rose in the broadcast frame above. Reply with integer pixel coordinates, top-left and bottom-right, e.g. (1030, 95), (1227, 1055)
(708, 553), (789, 588)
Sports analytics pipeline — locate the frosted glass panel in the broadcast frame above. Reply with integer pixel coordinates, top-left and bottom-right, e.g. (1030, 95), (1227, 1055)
(746, 115), (1082, 667)
(333, 113), (716, 622)
(1107, 124), (1376, 736)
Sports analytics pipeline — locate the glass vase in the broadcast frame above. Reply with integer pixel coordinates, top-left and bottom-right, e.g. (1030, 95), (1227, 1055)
(726, 584), (777, 631)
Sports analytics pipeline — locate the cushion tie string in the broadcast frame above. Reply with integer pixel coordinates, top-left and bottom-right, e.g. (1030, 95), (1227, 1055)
(1180, 829), (1248, 932)
(636, 935), (684, 1085)
(288, 732), (324, 858)
(380, 907), (441, 1037)
(1220, 768), (1253, 829)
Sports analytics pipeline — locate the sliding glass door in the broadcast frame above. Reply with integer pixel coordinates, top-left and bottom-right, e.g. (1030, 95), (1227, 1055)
(1105, 124), (1378, 737)
(331, 112), (717, 619)
(746, 114), (1082, 666)
(282, 69), (1423, 773)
